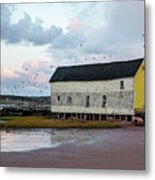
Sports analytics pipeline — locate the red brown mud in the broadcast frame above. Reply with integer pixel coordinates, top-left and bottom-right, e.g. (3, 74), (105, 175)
(0, 127), (145, 170)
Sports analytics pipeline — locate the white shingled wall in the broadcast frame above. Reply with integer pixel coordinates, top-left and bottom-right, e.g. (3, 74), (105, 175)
(50, 77), (135, 115)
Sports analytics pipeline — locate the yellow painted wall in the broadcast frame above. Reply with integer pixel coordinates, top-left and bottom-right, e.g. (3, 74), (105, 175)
(134, 61), (145, 112)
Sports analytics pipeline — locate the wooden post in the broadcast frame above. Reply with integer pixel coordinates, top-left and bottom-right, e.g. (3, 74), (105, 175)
(75, 113), (77, 119)
(93, 114), (95, 121)
(80, 113), (82, 120)
(99, 114), (101, 121)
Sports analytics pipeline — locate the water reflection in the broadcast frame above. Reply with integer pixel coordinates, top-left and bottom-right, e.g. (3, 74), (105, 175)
(0, 129), (94, 152)
(0, 128), (144, 152)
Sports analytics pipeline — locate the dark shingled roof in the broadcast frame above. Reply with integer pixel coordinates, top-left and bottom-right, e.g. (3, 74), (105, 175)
(49, 58), (143, 82)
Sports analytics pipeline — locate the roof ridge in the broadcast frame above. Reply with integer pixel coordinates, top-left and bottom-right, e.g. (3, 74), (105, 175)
(57, 58), (144, 69)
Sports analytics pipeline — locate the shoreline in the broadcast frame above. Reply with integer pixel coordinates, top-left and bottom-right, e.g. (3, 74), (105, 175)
(0, 127), (145, 170)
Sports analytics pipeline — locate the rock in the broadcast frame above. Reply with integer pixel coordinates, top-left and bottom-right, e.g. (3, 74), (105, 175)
(131, 116), (144, 126)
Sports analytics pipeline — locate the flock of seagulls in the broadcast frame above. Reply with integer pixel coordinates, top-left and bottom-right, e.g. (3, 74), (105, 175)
(6, 64), (54, 95)
(6, 35), (145, 96)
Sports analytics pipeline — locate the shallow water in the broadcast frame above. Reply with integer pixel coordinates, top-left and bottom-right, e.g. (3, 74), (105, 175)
(0, 128), (144, 152)
(0, 129), (94, 152)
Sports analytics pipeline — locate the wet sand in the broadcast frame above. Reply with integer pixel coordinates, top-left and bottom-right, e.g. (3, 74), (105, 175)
(0, 127), (145, 170)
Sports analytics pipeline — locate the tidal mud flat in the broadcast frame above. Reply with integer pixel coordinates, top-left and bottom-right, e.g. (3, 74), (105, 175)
(0, 127), (145, 170)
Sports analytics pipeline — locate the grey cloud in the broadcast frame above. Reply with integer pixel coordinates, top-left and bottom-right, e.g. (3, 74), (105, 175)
(51, 31), (85, 49)
(54, 49), (78, 60)
(49, 1), (144, 61)
(1, 2), (144, 61)
(1, 4), (62, 45)
(110, 2), (144, 40)
(47, 31), (85, 62)
(75, 1), (144, 56)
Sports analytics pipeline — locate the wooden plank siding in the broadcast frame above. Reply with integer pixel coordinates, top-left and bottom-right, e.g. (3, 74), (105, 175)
(51, 78), (135, 115)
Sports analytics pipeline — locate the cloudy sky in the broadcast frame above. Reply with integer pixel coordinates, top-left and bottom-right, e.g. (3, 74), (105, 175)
(1, 0), (144, 96)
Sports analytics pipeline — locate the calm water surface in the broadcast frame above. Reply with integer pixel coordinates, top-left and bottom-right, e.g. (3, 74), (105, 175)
(0, 128), (144, 152)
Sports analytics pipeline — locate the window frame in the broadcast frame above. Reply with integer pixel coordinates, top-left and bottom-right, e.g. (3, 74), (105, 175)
(102, 95), (107, 108)
(67, 96), (72, 105)
(120, 80), (124, 89)
(57, 96), (60, 102)
(85, 95), (90, 107)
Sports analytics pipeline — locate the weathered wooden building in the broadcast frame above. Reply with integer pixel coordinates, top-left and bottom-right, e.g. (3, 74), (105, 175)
(49, 58), (144, 121)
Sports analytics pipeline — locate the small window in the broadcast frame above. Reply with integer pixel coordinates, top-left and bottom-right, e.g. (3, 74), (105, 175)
(67, 96), (72, 105)
(57, 96), (60, 102)
(120, 80), (124, 89)
(102, 95), (107, 108)
(86, 95), (90, 107)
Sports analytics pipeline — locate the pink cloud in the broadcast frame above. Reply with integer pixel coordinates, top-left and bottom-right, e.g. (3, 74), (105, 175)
(1, 58), (54, 96)
(1, 67), (19, 79)
(28, 72), (47, 85)
(24, 60), (40, 69)
(1, 58), (54, 95)
(15, 58), (55, 87)
(68, 17), (82, 31)
(68, 17), (107, 32)
(22, 58), (54, 73)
